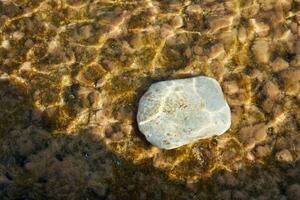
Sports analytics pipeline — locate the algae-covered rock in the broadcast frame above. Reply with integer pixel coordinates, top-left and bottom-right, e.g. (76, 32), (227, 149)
(137, 76), (231, 149)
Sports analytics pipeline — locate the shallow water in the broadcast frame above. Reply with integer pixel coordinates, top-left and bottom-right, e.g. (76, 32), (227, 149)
(0, 0), (299, 199)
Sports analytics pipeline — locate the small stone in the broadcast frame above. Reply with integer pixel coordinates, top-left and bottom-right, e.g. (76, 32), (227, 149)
(252, 38), (270, 64)
(80, 25), (93, 39)
(280, 69), (300, 95)
(238, 27), (247, 43)
(275, 137), (290, 150)
(209, 43), (226, 59)
(12, 31), (24, 40)
(209, 15), (234, 32)
(130, 33), (143, 49)
(274, 29), (292, 41)
(19, 61), (31, 71)
(246, 152), (255, 161)
(263, 81), (280, 99)
(290, 22), (298, 33)
(210, 61), (225, 79)
(101, 60), (114, 71)
(24, 39), (34, 48)
(186, 5), (203, 15)
(223, 81), (239, 95)
(193, 46), (203, 55)
(275, 149), (293, 162)
(256, 145), (271, 158)
(104, 126), (113, 138)
(290, 55), (300, 68)
(239, 123), (267, 145)
(184, 47), (192, 58)
(294, 41), (300, 54)
(262, 98), (274, 113)
(1, 40), (10, 49)
(171, 15), (184, 28)
(271, 57), (289, 72)
(231, 112), (239, 129)
(245, 138), (256, 149)
(249, 19), (270, 37)
(137, 76), (231, 149)
(160, 24), (173, 37)
(253, 124), (267, 143)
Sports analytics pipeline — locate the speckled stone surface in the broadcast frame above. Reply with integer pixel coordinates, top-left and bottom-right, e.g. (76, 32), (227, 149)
(137, 76), (231, 149)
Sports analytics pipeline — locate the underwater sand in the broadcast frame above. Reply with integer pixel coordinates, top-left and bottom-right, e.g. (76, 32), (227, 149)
(0, 0), (299, 199)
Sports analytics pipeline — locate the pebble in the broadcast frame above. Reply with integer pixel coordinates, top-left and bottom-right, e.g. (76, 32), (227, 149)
(80, 25), (93, 39)
(130, 33), (143, 50)
(193, 46), (203, 55)
(289, 22), (298, 33)
(290, 55), (300, 68)
(255, 145), (271, 158)
(261, 98), (274, 113)
(279, 69), (300, 95)
(253, 125), (268, 142)
(239, 123), (267, 147)
(12, 31), (24, 40)
(263, 81), (280, 99)
(171, 15), (184, 28)
(246, 152), (255, 161)
(209, 15), (234, 32)
(239, 127), (253, 143)
(185, 5), (203, 15)
(275, 137), (290, 150)
(184, 47), (192, 58)
(209, 43), (225, 59)
(275, 149), (293, 162)
(230, 112), (239, 129)
(248, 68), (264, 81)
(19, 61), (32, 71)
(271, 57), (289, 72)
(294, 41), (300, 54)
(238, 27), (247, 43)
(24, 39), (34, 48)
(251, 38), (270, 64)
(210, 61), (225, 79)
(137, 76), (231, 149)
(1, 40), (10, 49)
(250, 19), (270, 37)
(274, 29), (292, 41)
(101, 60), (114, 71)
(223, 81), (239, 95)
(160, 24), (173, 37)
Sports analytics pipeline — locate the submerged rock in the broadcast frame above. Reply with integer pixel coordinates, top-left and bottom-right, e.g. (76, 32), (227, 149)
(137, 76), (231, 149)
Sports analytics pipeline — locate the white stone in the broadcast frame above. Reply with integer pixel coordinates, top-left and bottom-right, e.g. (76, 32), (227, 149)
(137, 76), (231, 149)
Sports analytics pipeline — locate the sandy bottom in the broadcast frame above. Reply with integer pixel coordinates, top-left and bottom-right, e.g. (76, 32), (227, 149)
(0, 0), (299, 199)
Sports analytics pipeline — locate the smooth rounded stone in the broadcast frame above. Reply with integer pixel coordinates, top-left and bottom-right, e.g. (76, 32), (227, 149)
(137, 76), (231, 149)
